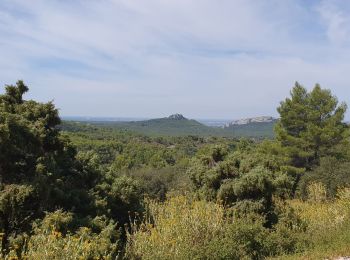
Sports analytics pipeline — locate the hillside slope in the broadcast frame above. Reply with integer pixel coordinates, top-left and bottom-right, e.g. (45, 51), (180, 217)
(90, 114), (225, 137)
(61, 114), (277, 138)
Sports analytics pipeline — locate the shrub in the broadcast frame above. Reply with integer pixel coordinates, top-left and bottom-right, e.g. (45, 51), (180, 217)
(125, 195), (307, 260)
(125, 195), (225, 259)
(1, 210), (120, 260)
(298, 157), (350, 198)
(307, 182), (327, 203)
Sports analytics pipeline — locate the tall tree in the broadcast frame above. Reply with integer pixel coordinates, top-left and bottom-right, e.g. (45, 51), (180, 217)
(0, 81), (96, 252)
(275, 82), (349, 170)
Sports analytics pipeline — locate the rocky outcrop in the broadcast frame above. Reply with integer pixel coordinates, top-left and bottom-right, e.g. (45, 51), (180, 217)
(168, 114), (186, 120)
(225, 116), (276, 127)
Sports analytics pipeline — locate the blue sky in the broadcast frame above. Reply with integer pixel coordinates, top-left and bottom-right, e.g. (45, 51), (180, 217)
(1, 0), (350, 119)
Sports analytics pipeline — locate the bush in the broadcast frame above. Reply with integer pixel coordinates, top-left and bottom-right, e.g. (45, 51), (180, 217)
(1, 210), (120, 260)
(125, 195), (225, 259)
(125, 196), (308, 260)
(275, 188), (350, 259)
(298, 157), (350, 198)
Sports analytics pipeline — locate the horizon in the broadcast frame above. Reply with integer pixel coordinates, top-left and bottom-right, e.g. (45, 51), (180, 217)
(61, 114), (275, 121)
(1, 1), (350, 120)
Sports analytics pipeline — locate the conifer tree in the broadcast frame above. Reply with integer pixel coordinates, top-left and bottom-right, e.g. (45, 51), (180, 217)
(275, 82), (349, 169)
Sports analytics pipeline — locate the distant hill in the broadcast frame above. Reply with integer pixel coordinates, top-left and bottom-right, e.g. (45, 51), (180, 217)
(61, 114), (277, 138)
(77, 114), (224, 137)
(223, 116), (277, 138)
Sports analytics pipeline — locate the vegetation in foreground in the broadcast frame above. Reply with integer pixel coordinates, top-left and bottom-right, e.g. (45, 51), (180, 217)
(1, 80), (350, 259)
(126, 187), (350, 260)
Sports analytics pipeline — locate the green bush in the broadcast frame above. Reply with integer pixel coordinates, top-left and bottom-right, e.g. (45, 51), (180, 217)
(125, 196), (308, 260)
(299, 157), (350, 198)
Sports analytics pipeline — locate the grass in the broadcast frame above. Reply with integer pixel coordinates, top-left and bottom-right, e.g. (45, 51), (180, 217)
(125, 195), (227, 260)
(271, 187), (350, 260)
(126, 187), (350, 260)
(273, 223), (350, 260)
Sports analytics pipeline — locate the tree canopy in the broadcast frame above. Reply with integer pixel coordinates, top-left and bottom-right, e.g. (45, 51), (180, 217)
(275, 82), (349, 170)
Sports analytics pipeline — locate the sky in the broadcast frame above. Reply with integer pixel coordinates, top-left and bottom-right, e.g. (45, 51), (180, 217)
(1, 0), (350, 120)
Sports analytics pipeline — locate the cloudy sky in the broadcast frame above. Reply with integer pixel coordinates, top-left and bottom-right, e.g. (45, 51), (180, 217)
(1, 0), (350, 119)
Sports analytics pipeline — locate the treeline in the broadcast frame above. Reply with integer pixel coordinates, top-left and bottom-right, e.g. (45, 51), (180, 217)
(1, 81), (350, 259)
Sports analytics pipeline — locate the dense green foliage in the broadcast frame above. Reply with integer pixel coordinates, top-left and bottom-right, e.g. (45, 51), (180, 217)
(1, 81), (350, 259)
(0, 81), (141, 258)
(275, 82), (349, 169)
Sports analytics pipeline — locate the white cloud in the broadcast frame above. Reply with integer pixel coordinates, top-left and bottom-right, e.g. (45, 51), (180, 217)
(316, 0), (350, 46)
(0, 0), (350, 119)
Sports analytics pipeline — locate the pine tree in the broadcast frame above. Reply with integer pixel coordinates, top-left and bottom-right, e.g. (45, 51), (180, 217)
(275, 82), (349, 170)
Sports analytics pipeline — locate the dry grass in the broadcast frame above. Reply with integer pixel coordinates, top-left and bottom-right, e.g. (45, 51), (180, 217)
(271, 187), (350, 260)
(125, 195), (227, 260)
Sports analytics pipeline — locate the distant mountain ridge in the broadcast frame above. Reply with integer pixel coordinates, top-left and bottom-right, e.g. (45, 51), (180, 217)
(62, 114), (277, 138)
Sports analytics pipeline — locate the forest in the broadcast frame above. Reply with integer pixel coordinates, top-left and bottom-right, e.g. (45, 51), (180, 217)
(1, 80), (350, 259)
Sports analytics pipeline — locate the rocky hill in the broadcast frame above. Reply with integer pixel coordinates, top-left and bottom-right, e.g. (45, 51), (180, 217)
(223, 116), (277, 138)
(78, 114), (225, 137)
(225, 116), (276, 127)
